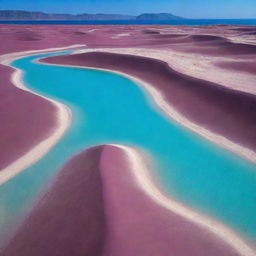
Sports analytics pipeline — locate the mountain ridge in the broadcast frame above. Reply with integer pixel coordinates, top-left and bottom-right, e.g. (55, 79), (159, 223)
(0, 10), (185, 20)
(136, 13), (184, 20)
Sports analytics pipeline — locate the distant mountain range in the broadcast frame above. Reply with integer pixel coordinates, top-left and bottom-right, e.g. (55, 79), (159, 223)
(0, 10), (184, 20)
(136, 13), (184, 20)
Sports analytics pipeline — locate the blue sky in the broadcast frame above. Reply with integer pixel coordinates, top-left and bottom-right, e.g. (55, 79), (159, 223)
(0, 0), (255, 19)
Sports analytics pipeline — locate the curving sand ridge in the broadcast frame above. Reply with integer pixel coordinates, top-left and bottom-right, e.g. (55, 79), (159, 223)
(113, 144), (256, 256)
(43, 51), (256, 164)
(73, 47), (256, 99)
(2, 145), (255, 256)
(0, 45), (85, 185)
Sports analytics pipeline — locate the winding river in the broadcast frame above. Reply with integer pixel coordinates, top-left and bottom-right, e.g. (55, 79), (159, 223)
(0, 51), (256, 246)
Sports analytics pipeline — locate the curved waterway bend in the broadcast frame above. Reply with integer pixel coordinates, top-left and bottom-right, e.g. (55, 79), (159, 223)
(0, 52), (256, 245)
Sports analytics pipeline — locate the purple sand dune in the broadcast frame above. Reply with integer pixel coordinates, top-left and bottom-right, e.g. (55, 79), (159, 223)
(189, 34), (225, 41)
(14, 30), (43, 41)
(0, 65), (57, 170)
(156, 34), (256, 56)
(152, 33), (188, 39)
(44, 52), (256, 153)
(2, 25), (256, 55)
(142, 29), (160, 34)
(2, 145), (240, 256)
(152, 34), (227, 45)
(2, 146), (105, 256)
(214, 61), (256, 74)
(176, 40), (256, 56)
(230, 27), (256, 32)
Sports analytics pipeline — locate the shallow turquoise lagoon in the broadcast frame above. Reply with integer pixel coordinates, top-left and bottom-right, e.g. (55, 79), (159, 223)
(0, 52), (256, 245)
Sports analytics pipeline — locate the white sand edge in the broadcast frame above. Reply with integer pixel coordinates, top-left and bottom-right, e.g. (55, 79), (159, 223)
(74, 47), (256, 96)
(0, 45), (85, 185)
(41, 53), (256, 165)
(113, 144), (255, 256)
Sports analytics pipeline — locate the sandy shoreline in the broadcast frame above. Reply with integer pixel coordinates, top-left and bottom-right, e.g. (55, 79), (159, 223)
(115, 144), (255, 256)
(0, 45), (85, 185)
(42, 52), (256, 164)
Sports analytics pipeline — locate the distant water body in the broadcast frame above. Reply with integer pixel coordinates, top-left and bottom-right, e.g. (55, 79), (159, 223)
(0, 19), (256, 25)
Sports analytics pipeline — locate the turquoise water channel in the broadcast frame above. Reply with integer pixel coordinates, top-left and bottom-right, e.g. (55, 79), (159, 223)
(0, 52), (256, 245)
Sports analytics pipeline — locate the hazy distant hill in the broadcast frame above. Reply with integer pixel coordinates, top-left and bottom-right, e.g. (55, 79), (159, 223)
(0, 10), (135, 20)
(136, 13), (184, 20)
(0, 10), (185, 20)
